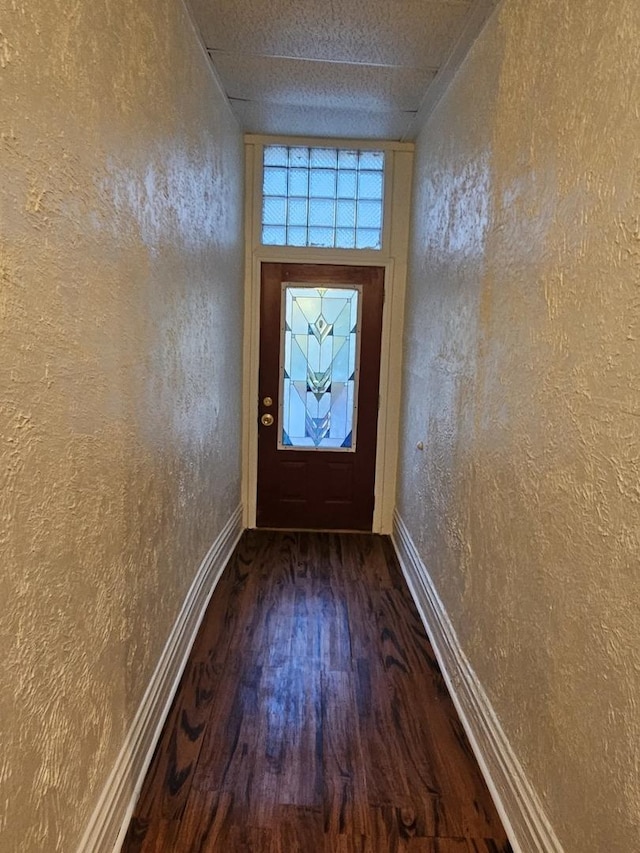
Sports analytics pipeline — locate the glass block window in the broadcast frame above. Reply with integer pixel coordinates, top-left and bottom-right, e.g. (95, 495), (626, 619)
(262, 146), (385, 250)
(279, 285), (361, 450)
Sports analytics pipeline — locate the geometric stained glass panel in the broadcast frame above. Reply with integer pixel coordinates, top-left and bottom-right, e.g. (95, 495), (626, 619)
(279, 284), (361, 451)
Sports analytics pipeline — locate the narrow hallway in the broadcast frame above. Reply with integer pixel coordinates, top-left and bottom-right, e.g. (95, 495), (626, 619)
(122, 531), (511, 852)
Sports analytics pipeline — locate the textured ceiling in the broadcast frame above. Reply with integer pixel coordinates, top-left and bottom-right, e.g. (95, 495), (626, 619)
(187, 0), (497, 141)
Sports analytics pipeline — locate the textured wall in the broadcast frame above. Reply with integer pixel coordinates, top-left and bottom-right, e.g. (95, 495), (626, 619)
(397, 1), (640, 850)
(0, 1), (243, 850)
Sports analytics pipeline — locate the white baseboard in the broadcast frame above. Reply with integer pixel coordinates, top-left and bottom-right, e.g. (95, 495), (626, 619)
(392, 510), (563, 853)
(77, 504), (244, 853)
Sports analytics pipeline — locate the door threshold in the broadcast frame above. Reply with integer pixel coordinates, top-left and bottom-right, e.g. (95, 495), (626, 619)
(253, 526), (375, 534)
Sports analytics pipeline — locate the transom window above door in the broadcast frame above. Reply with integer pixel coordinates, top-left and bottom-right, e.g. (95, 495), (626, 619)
(261, 145), (385, 250)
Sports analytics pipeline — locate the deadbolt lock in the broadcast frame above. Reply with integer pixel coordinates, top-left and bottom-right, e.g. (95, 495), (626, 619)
(261, 413), (274, 427)
(263, 396), (273, 407)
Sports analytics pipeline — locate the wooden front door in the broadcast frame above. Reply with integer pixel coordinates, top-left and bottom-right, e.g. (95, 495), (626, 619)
(256, 262), (384, 531)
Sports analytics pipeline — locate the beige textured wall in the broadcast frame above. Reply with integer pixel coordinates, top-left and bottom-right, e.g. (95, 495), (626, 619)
(0, 1), (243, 850)
(397, 1), (640, 850)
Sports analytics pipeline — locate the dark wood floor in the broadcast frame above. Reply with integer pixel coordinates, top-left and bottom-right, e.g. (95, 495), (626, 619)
(122, 530), (511, 853)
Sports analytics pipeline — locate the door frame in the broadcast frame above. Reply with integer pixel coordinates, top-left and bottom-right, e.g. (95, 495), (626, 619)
(241, 135), (414, 533)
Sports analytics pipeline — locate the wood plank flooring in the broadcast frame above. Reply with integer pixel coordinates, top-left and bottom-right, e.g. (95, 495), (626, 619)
(122, 531), (512, 853)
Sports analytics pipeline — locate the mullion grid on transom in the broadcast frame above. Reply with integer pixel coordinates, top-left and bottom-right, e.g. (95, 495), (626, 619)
(262, 145), (384, 250)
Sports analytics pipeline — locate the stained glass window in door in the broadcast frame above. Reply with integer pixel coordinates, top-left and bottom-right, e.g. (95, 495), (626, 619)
(280, 285), (361, 450)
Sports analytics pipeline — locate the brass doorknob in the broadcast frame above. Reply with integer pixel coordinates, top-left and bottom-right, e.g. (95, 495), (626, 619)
(261, 413), (274, 427)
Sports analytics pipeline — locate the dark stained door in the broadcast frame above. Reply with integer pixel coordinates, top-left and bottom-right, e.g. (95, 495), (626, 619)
(256, 263), (384, 530)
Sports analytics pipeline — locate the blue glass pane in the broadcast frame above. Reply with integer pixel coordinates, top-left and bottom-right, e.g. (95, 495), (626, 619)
(288, 168), (308, 196)
(332, 301), (352, 335)
(283, 330), (292, 374)
(337, 200), (356, 227)
(337, 170), (357, 198)
(321, 295), (348, 324)
(287, 226), (307, 246)
(349, 292), (359, 330)
(308, 227), (334, 247)
(264, 145), (288, 166)
(355, 228), (380, 249)
(289, 385), (306, 437)
(307, 333), (320, 370)
(357, 199), (382, 229)
(289, 147), (309, 167)
(359, 150), (384, 170)
(329, 382), (348, 437)
(290, 300), (307, 334)
(335, 228), (356, 249)
(309, 199), (334, 227)
(263, 197), (286, 225)
(309, 169), (336, 198)
(338, 149), (358, 168)
(347, 384), (355, 422)
(296, 295), (319, 320)
(331, 340), (350, 381)
(262, 225), (286, 245)
(310, 148), (338, 168)
(358, 171), (384, 200)
(263, 167), (287, 195)
(290, 335), (308, 379)
(288, 198), (307, 226)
